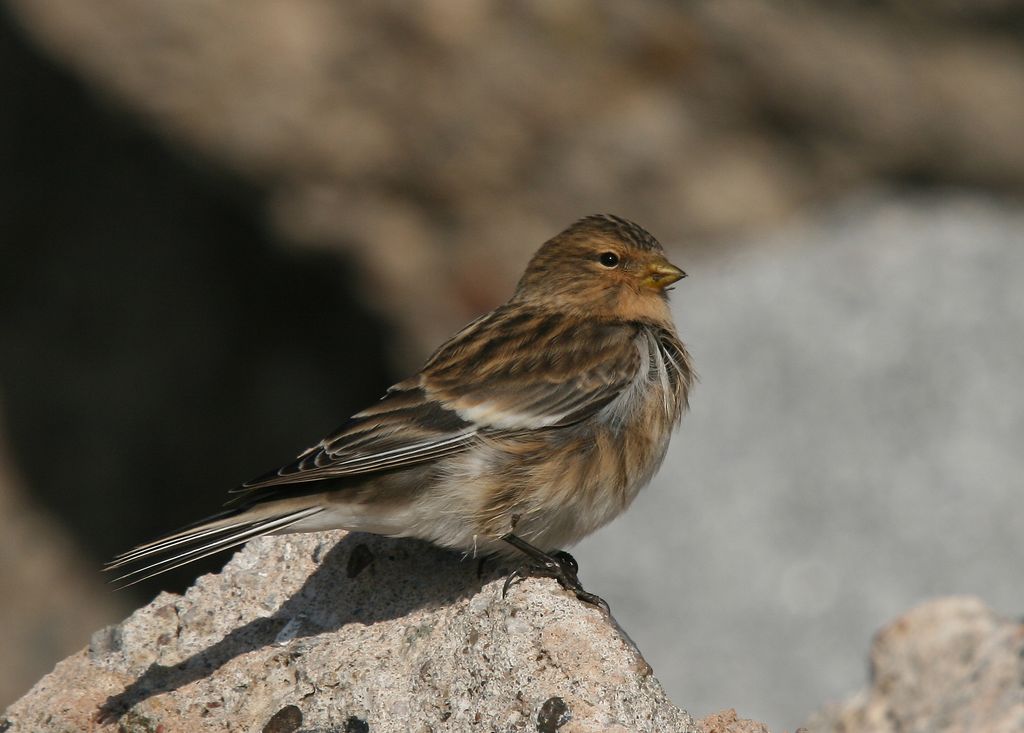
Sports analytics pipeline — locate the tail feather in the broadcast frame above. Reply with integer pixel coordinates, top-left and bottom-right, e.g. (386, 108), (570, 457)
(107, 516), (255, 567)
(104, 505), (325, 588)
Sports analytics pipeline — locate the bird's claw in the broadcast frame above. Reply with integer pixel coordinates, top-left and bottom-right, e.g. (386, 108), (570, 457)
(502, 549), (609, 613)
(502, 566), (524, 598)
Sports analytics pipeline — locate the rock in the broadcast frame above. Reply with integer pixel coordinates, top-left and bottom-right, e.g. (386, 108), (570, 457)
(0, 413), (128, 708)
(806, 596), (1024, 732)
(576, 193), (1024, 729)
(0, 8), (396, 632)
(7, 1), (1024, 354)
(0, 531), (702, 732)
(699, 708), (772, 733)
(3, 1), (1023, 723)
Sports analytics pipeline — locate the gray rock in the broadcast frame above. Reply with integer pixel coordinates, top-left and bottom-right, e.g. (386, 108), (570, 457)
(576, 192), (1024, 730)
(1, 532), (700, 733)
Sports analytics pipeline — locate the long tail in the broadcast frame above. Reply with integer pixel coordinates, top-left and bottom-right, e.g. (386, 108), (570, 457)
(104, 504), (325, 588)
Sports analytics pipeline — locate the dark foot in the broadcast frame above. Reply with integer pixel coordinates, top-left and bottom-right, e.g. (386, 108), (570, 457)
(501, 534), (610, 613)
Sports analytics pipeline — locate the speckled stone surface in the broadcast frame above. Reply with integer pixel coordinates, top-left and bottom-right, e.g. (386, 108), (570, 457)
(1, 532), (698, 732)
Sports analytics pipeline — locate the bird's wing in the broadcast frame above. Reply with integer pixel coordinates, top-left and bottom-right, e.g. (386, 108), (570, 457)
(235, 313), (495, 493)
(235, 379), (478, 491)
(237, 308), (641, 493)
(422, 307), (643, 430)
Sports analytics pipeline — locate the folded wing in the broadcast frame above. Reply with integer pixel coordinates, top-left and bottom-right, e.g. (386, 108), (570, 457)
(236, 308), (642, 495)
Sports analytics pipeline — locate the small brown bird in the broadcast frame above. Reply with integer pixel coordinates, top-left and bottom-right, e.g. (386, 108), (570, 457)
(107, 215), (694, 608)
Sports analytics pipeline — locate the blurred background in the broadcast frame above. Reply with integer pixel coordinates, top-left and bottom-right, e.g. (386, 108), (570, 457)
(1, 1), (1022, 729)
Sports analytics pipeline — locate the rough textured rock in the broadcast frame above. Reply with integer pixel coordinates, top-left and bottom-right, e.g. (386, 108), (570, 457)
(806, 597), (1024, 732)
(698, 709), (772, 733)
(1, 531), (700, 732)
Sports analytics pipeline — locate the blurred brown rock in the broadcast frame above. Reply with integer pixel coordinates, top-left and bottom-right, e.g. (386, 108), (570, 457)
(1, 531), (703, 733)
(807, 596), (1024, 733)
(6, 0), (1023, 354)
(0, 412), (129, 707)
(700, 708), (772, 733)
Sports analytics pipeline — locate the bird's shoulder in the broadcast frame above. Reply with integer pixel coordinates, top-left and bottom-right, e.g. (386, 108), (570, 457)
(417, 306), (655, 430)
(422, 304), (644, 384)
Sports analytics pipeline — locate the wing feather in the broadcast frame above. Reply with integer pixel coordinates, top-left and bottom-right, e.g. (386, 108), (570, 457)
(236, 307), (642, 495)
(423, 306), (642, 430)
(237, 382), (475, 491)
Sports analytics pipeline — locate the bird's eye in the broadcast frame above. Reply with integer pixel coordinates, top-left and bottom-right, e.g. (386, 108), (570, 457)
(598, 251), (620, 268)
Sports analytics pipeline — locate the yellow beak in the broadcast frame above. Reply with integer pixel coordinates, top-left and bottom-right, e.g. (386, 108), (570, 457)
(644, 261), (687, 291)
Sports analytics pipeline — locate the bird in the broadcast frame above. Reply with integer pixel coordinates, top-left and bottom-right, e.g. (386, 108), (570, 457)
(106, 214), (695, 609)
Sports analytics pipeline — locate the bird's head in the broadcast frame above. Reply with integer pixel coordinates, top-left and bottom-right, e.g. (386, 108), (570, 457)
(513, 215), (686, 322)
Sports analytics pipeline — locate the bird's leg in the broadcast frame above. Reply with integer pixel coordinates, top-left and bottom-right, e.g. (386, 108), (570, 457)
(500, 532), (609, 613)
